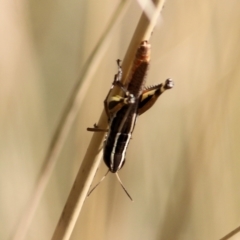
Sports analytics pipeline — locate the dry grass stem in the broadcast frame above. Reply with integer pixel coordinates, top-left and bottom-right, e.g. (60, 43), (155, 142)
(51, 0), (166, 240)
(136, 0), (158, 22)
(11, 1), (129, 240)
(121, 0), (166, 83)
(220, 225), (240, 240)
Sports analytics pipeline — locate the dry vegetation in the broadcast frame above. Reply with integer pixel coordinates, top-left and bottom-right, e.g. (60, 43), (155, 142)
(1, 0), (240, 239)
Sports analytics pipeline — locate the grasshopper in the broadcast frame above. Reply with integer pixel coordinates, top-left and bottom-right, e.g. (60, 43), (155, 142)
(87, 41), (174, 200)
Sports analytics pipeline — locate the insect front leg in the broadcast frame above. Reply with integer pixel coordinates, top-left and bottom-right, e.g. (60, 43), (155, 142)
(107, 92), (135, 116)
(138, 78), (174, 115)
(87, 60), (123, 132)
(104, 60), (135, 119)
(104, 59), (124, 120)
(87, 60), (133, 132)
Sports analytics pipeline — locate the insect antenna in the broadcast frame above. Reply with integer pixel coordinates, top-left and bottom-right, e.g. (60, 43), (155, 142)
(87, 170), (110, 197)
(115, 173), (133, 201)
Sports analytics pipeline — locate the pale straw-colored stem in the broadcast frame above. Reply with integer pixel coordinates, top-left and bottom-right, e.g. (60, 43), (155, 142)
(11, 1), (129, 240)
(121, 0), (166, 84)
(220, 225), (240, 240)
(51, 1), (166, 240)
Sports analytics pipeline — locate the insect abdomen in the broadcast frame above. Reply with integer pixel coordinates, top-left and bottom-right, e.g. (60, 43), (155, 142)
(103, 133), (131, 173)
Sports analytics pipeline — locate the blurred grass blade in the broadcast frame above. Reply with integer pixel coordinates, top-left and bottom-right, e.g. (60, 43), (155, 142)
(136, 0), (159, 22)
(220, 225), (240, 240)
(11, 1), (129, 240)
(51, 1), (166, 240)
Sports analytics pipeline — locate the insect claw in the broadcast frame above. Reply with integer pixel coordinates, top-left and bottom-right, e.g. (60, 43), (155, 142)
(116, 59), (121, 67)
(164, 78), (174, 89)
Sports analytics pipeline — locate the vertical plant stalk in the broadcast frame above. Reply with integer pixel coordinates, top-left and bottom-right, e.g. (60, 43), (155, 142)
(51, 0), (166, 240)
(220, 225), (240, 240)
(121, 0), (166, 84)
(11, 1), (129, 240)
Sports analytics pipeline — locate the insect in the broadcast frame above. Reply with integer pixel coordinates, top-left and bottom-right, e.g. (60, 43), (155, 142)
(87, 41), (174, 200)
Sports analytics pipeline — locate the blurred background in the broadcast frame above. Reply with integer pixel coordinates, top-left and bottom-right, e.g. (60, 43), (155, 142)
(1, 0), (240, 239)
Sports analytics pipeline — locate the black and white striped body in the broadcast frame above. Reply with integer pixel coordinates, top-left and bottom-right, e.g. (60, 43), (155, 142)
(103, 46), (150, 173)
(103, 75), (174, 173)
(103, 103), (138, 173)
(87, 41), (174, 192)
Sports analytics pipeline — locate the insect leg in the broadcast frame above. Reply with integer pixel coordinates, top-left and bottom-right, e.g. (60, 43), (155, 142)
(87, 123), (108, 132)
(87, 60), (124, 131)
(87, 60), (134, 131)
(138, 78), (174, 115)
(107, 92), (135, 115)
(104, 59), (124, 119)
(104, 60), (135, 119)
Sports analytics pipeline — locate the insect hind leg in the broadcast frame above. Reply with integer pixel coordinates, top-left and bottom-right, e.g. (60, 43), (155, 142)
(138, 78), (174, 115)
